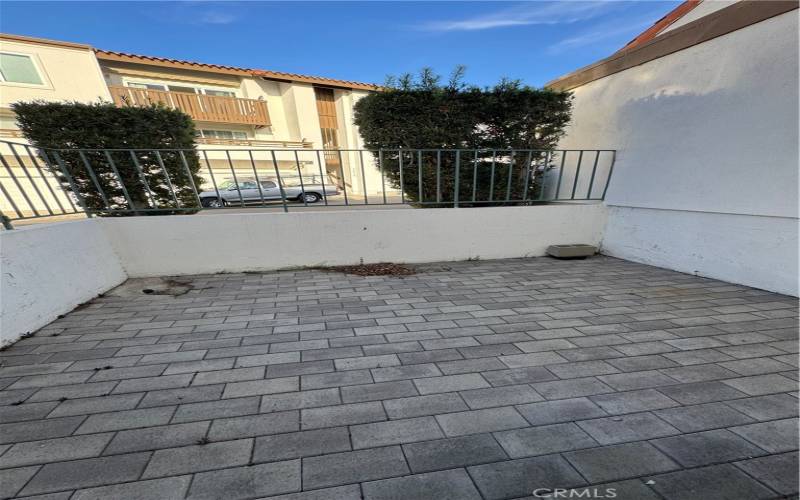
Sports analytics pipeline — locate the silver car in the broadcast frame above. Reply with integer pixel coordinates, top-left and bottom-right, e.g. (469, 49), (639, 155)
(199, 179), (338, 207)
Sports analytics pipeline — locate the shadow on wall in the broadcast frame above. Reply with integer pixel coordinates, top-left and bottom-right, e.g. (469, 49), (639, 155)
(606, 84), (797, 212)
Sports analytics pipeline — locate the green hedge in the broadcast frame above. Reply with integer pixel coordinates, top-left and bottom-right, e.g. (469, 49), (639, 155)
(353, 69), (573, 205)
(12, 101), (203, 215)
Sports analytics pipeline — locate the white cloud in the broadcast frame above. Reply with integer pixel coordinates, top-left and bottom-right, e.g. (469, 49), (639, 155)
(546, 17), (653, 53)
(417, 1), (615, 32)
(196, 11), (238, 25)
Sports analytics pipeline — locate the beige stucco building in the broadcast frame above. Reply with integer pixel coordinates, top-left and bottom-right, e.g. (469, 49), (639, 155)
(0, 33), (389, 215)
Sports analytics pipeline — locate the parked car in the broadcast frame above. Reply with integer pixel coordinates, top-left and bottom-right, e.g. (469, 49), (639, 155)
(199, 179), (338, 207)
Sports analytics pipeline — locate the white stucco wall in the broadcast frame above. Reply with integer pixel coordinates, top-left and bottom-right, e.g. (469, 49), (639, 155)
(0, 39), (111, 108)
(102, 204), (607, 277)
(0, 219), (127, 346)
(559, 10), (799, 295)
(661, 1), (737, 34)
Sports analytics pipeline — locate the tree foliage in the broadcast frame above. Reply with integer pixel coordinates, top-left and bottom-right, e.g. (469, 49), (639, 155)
(12, 101), (203, 215)
(354, 68), (573, 205)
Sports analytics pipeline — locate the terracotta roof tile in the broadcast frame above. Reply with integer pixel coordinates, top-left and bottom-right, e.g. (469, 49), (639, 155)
(94, 48), (380, 91)
(617, 0), (702, 53)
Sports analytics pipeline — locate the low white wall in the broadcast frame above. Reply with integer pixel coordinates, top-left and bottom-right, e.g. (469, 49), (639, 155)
(0, 219), (127, 346)
(102, 204), (607, 277)
(603, 207), (798, 296)
(0, 205), (606, 345)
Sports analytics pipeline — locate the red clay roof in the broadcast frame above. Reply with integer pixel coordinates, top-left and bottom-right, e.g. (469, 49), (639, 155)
(617, 0), (702, 53)
(0, 32), (380, 90)
(94, 49), (380, 90)
(94, 49), (381, 91)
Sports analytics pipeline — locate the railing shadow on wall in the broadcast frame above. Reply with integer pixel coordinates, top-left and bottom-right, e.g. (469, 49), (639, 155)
(0, 139), (615, 228)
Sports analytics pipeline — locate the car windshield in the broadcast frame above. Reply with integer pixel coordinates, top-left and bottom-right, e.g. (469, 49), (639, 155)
(218, 180), (257, 190)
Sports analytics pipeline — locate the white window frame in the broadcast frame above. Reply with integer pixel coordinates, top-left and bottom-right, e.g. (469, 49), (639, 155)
(0, 51), (51, 89)
(197, 129), (249, 140)
(123, 78), (239, 97)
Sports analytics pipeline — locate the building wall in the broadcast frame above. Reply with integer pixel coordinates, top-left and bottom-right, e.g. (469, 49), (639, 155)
(558, 10), (798, 295)
(0, 39), (112, 215)
(0, 35), (390, 214)
(0, 38), (111, 109)
(661, 0), (737, 33)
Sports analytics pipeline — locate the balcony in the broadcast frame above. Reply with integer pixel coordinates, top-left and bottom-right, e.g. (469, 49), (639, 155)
(194, 137), (312, 148)
(108, 85), (271, 127)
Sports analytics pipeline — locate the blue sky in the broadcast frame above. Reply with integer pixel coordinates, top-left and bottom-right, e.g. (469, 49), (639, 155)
(1, 1), (679, 87)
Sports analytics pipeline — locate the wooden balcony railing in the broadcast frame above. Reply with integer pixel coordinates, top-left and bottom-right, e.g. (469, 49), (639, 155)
(108, 85), (270, 127)
(0, 129), (25, 138)
(194, 137), (312, 148)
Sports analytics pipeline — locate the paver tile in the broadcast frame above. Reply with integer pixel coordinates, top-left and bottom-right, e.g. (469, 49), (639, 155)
(468, 455), (586, 500)
(653, 401), (754, 432)
(459, 384), (543, 409)
(301, 402), (385, 429)
(19, 452), (150, 496)
(0, 433), (113, 468)
(383, 393), (468, 419)
(350, 416), (443, 448)
(104, 421), (209, 454)
(564, 441), (680, 483)
(435, 406), (528, 436)
(302, 446), (410, 489)
(646, 464), (775, 500)
(494, 422), (597, 458)
(253, 427), (351, 462)
(516, 397), (608, 426)
(577, 412), (680, 444)
(362, 468), (482, 500)
(402, 434), (508, 473)
(71, 476), (191, 500)
(725, 393), (799, 420)
(186, 459), (301, 500)
(735, 452), (799, 496)
(142, 439), (252, 478)
(729, 418), (799, 453)
(651, 429), (767, 467)
(207, 410), (299, 441)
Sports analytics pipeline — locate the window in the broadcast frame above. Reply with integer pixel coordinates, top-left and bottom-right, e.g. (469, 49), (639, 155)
(260, 181), (277, 189)
(0, 53), (44, 85)
(168, 85), (197, 94)
(197, 129), (248, 140)
(126, 81), (237, 97)
(128, 82), (166, 91)
(205, 89), (235, 97)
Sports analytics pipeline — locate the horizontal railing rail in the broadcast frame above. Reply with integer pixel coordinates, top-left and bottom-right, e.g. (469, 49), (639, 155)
(194, 137), (313, 148)
(0, 140), (616, 228)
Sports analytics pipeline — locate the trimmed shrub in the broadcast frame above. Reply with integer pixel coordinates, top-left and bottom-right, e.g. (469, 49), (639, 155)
(12, 101), (203, 215)
(353, 68), (573, 205)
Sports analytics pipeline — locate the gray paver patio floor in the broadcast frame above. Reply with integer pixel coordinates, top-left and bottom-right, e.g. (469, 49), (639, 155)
(1, 256), (797, 500)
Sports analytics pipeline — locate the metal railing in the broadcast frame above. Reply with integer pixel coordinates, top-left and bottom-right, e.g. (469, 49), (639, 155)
(0, 140), (616, 228)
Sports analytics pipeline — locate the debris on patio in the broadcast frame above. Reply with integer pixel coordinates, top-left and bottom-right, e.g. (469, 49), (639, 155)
(317, 262), (417, 277)
(106, 277), (194, 297)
